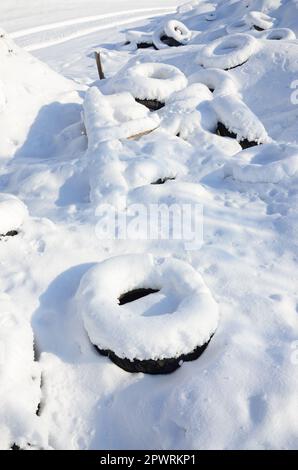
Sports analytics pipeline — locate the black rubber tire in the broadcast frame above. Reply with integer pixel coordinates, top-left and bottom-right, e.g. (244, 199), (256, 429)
(95, 336), (213, 374)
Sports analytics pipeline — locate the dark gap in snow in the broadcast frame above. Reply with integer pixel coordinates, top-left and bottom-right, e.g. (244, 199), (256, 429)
(151, 177), (176, 185)
(95, 335), (213, 374)
(11, 444), (22, 451)
(119, 288), (159, 305)
(216, 122), (259, 149)
(0, 230), (18, 238)
(224, 60), (248, 71)
(137, 42), (156, 49)
(135, 98), (165, 112)
(253, 25), (265, 31)
(268, 35), (282, 40)
(124, 41), (157, 50)
(160, 35), (183, 47)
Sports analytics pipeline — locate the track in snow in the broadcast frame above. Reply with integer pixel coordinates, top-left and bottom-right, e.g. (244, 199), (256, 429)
(11, 7), (176, 51)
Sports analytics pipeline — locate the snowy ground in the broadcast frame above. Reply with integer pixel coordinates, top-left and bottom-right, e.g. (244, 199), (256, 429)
(0, 0), (298, 450)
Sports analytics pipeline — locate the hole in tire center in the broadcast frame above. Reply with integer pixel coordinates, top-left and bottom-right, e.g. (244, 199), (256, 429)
(119, 288), (160, 305)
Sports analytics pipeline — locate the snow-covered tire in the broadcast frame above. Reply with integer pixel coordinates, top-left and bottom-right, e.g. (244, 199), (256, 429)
(77, 254), (219, 374)
(188, 67), (238, 96)
(224, 143), (298, 183)
(212, 95), (269, 149)
(259, 28), (296, 41)
(124, 30), (155, 50)
(197, 33), (258, 70)
(0, 194), (28, 237)
(245, 11), (275, 31)
(110, 63), (188, 104)
(153, 20), (191, 49)
(164, 20), (192, 45)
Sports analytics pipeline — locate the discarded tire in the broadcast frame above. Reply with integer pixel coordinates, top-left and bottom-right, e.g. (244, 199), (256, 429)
(76, 254), (219, 374)
(216, 122), (259, 149)
(245, 11), (275, 31)
(260, 28), (296, 41)
(197, 33), (258, 70)
(153, 20), (191, 50)
(135, 98), (165, 111)
(109, 62), (188, 108)
(96, 339), (212, 374)
(124, 30), (156, 50)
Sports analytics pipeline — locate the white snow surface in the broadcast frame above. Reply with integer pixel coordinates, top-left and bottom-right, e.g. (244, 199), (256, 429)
(0, 193), (28, 235)
(0, 0), (298, 451)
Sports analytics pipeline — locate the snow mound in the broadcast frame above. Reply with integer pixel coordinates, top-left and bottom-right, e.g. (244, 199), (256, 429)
(124, 30), (154, 50)
(0, 194), (28, 235)
(128, 181), (212, 206)
(83, 87), (160, 145)
(124, 156), (186, 188)
(158, 83), (214, 139)
(76, 254), (219, 362)
(108, 62), (188, 102)
(0, 29), (77, 158)
(224, 142), (298, 183)
(188, 67), (238, 97)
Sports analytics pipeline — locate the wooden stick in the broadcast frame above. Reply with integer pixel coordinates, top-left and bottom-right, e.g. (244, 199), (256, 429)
(95, 51), (105, 80)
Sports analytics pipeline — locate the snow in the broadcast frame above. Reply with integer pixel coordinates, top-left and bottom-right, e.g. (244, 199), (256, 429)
(77, 254), (219, 360)
(224, 143), (298, 183)
(0, 193), (28, 235)
(108, 62), (188, 102)
(245, 11), (276, 30)
(197, 33), (259, 70)
(164, 19), (192, 44)
(0, 0), (298, 451)
(83, 87), (160, 144)
(211, 94), (270, 143)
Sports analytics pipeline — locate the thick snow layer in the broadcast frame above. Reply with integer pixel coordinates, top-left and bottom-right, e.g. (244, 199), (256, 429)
(211, 94), (270, 143)
(164, 19), (192, 44)
(153, 19), (192, 50)
(245, 11), (275, 30)
(197, 33), (259, 69)
(83, 87), (159, 145)
(224, 143), (298, 183)
(76, 254), (219, 360)
(0, 0), (298, 452)
(258, 27), (296, 40)
(108, 62), (188, 102)
(188, 67), (238, 96)
(0, 193), (28, 235)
